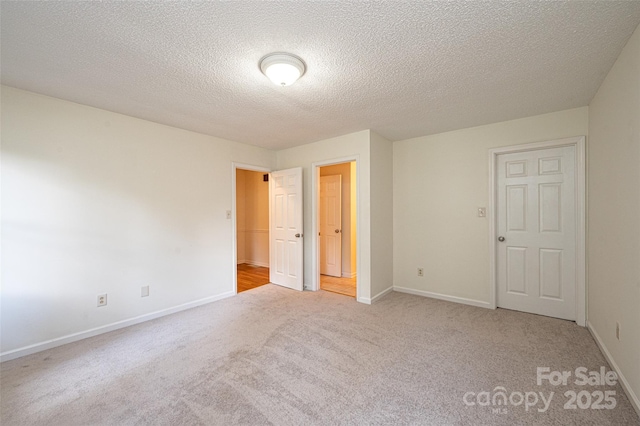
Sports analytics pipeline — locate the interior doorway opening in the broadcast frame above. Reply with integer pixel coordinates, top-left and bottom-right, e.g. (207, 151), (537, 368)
(318, 161), (357, 297)
(235, 168), (270, 293)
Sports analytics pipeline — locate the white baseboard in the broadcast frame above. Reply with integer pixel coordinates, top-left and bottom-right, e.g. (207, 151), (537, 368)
(0, 291), (235, 363)
(342, 272), (357, 279)
(245, 261), (269, 268)
(587, 321), (640, 418)
(372, 287), (393, 303)
(393, 286), (491, 309)
(357, 287), (393, 305)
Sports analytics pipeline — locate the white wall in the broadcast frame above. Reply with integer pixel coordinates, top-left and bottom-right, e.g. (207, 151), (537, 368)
(276, 130), (373, 302)
(393, 107), (589, 304)
(1, 86), (275, 357)
(587, 23), (640, 411)
(320, 162), (356, 277)
(370, 131), (394, 299)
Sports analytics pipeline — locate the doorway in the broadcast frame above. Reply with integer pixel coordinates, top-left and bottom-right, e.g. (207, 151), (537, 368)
(317, 162), (357, 297)
(235, 167), (270, 293)
(489, 136), (586, 325)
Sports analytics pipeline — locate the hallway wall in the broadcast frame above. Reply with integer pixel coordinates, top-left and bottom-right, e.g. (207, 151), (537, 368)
(236, 169), (269, 267)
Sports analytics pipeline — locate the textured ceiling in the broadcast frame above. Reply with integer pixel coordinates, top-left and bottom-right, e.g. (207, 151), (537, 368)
(2, 2), (640, 149)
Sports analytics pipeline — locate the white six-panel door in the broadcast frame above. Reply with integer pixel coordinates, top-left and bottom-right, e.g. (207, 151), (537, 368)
(320, 175), (342, 277)
(497, 146), (576, 320)
(269, 168), (304, 291)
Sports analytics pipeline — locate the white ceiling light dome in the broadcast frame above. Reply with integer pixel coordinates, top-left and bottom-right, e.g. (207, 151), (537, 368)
(259, 53), (306, 86)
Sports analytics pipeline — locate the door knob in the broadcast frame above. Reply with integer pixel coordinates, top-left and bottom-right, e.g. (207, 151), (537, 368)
(295, 233), (302, 238)
(498, 236), (505, 242)
(335, 229), (340, 233)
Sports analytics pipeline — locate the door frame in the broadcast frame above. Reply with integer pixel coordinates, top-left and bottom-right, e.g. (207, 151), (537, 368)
(231, 162), (271, 295)
(488, 136), (586, 326)
(311, 156), (360, 299)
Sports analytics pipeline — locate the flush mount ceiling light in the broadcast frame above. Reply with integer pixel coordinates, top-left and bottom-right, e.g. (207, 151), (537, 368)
(259, 53), (306, 86)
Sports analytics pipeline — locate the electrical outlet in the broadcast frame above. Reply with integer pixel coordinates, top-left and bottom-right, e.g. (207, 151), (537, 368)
(141, 286), (150, 297)
(616, 322), (620, 340)
(226, 210), (231, 220)
(478, 207), (486, 217)
(97, 294), (107, 307)
(417, 268), (424, 277)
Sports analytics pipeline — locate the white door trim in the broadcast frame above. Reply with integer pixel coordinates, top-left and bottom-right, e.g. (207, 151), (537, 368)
(231, 162), (271, 295)
(311, 155), (360, 300)
(488, 136), (586, 326)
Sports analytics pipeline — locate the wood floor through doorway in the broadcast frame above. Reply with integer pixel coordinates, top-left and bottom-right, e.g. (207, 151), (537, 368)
(320, 275), (356, 297)
(238, 264), (355, 297)
(237, 264), (269, 293)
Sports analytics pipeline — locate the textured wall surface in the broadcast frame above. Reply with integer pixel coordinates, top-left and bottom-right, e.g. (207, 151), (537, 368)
(588, 23), (640, 411)
(1, 2), (639, 148)
(1, 87), (275, 355)
(393, 107), (588, 304)
(276, 130), (372, 301)
(369, 132), (394, 299)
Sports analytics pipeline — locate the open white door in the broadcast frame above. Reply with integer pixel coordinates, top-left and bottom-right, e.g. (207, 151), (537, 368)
(320, 175), (342, 277)
(269, 167), (304, 291)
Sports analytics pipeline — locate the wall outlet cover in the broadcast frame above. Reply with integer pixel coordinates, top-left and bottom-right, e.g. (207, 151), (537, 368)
(97, 294), (107, 307)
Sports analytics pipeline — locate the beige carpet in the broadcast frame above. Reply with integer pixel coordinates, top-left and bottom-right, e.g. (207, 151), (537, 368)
(1, 285), (638, 425)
